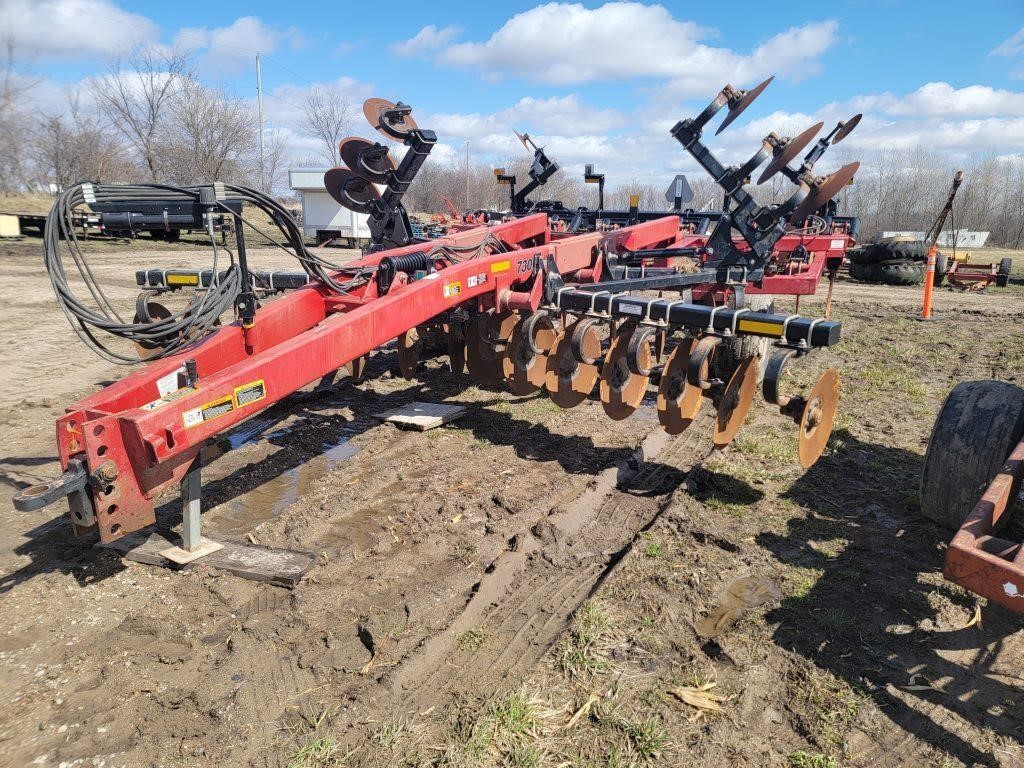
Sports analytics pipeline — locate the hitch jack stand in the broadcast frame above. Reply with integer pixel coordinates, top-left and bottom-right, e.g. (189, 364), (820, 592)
(158, 451), (224, 564)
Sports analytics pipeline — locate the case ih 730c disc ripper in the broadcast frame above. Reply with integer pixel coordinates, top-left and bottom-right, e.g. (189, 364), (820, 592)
(16, 80), (861, 572)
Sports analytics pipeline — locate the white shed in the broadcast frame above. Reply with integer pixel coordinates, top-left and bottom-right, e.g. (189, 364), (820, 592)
(288, 168), (371, 246)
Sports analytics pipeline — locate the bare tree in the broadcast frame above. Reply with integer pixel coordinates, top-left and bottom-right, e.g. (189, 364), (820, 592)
(299, 86), (356, 166)
(262, 128), (290, 193)
(0, 38), (40, 192)
(34, 91), (132, 189)
(90, 47), (190, 180)
(161, 78), (257, 184)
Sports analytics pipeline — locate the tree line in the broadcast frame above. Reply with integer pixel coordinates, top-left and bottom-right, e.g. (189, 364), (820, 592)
(1, 41), (1021, 247)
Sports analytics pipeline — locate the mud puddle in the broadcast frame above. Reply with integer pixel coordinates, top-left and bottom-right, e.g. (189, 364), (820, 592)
(206, 424), (360, 537)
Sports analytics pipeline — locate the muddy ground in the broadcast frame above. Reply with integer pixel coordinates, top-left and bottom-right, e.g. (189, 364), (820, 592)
(0, 236), (1022, 768)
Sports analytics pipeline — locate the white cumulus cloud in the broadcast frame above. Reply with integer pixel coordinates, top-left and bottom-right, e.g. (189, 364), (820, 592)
(396, 2), (838, 94)
(390, 25), (462, 58)
(1, 0), (157, 58)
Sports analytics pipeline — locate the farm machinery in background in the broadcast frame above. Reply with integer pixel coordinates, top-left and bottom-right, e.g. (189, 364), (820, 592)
(847, 170), (1013, 290)
(17, 80), (863, 580)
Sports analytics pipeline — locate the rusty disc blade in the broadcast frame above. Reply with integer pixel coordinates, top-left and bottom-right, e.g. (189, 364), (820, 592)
(133, 301), (172, 359)
(600, 326), (652, 421)
(363, 97), (418, 140)
(798, 368), (841, 468)
(503, 315), (557, 395)
(324, 168), (380, 213)
(833, 113), (862, 145)
(757, 122), (824, 184)
(397, 327), (422, 380)
(341, 354), (369, 382)
(466, 312), (514, 385)
(656, 339), (705, 434)
(545, 320), (601, 408)
(717, 76), (774, 135)
(789, 161), (860, 223)
(444, 322), (466, 375)
(339, 136), (394, 183)
(713, 355), (760, 447)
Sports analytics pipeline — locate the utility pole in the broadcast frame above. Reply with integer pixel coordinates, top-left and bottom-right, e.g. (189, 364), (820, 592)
(465, 140), (470, 210)
(256, 53), (266, 193)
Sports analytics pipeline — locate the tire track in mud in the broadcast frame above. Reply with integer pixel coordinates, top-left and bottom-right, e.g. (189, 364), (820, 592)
(386, 408), (715, 711)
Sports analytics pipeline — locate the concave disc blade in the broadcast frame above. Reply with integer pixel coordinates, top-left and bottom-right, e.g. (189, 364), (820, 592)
(503, 315), (557, 395)
(716, 77), (774, 135)
(133, 301), (172, 359)
(833, 113), (862, 145)
(656, 338), (705, 434)
(757, 122), (824, 184)
(600, 326), (652, 421)
(713, 355), (759, 447)
(444, 322), (466, 375)
(339, 136), (394, 183)
(397, 327), (422, 380)
(324, 168), (380, 213)
(341, 354), (369, 382)
(545, 320), (601, 409)
(789, 162), (860, 223)
(466, 311), (515, 385)
(363, 97), (418, 140)
(798, 367), (841, 468)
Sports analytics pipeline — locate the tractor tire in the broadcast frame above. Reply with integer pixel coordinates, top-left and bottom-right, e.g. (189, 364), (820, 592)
(920, 380), (1024, 530)
(846, 245), (873, 265)
(933, 251), (948, 286)
(848, 260), (924, 285)
(712, 293), (774, 383)
(850, 240), (938, 266)
(165, 228), (181, 243)
(996, 257), (1013, 287)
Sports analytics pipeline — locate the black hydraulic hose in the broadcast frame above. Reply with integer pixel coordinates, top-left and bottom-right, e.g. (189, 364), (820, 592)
(44, 181), (373, 364)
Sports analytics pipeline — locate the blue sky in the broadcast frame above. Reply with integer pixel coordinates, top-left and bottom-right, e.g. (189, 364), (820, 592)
(6, 0), (1024, 182)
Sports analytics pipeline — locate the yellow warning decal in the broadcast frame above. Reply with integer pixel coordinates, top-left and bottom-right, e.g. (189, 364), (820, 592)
(182, 394), (234, 429)
(167, 273), (200, 286)
(443, 281), (462, 298)
(737, 319), (784, 337)
(490, 260), (511, 273)
(233, 379), (266, 408)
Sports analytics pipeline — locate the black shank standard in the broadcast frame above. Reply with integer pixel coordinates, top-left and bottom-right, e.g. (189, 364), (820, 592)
(510, 141), (561, 214)
(366, 125), (436, 251)
(669, 83), (807, 271)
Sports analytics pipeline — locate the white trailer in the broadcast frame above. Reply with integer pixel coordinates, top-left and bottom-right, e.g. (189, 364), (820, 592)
(288, 168), (371, 246)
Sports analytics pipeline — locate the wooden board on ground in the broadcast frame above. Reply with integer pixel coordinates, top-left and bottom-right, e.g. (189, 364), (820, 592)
(99, 528), (315, 587)
(374, 401), (470, 431)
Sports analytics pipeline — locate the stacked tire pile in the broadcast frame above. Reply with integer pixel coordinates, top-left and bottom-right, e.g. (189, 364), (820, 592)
(846, 240), (945, 286)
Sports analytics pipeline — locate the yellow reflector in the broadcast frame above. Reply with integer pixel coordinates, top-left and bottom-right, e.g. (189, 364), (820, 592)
(737, 319), (783, 337)
(167, 273), (200, 286)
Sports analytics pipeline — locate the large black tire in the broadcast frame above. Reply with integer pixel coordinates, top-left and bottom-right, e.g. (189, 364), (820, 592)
(920, 381), (1024, 530)
(933, 251), (948, 286)
(849, 240), (941, 267)
(996, 257), (1013, 287)
(165, 228), (181, 243)
(849, 260), (924, 285)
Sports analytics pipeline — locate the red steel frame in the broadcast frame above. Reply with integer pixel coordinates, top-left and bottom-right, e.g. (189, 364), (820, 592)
(634, 232), (852, 296)
(42, 210), (851, 546)
(56, 213), (682, 544)
(945, 437), (1024, 612)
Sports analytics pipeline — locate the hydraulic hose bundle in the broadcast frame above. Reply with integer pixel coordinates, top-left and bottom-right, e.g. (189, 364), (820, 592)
(43, 181), (371, 364)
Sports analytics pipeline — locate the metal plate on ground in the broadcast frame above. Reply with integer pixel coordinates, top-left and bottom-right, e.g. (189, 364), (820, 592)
(100, 528), (315, 588)
(375, 401), (470, 431)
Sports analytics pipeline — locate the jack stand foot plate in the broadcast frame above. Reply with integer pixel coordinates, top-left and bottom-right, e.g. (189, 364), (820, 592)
(99, 527), (316, 587)
(159, 537), (224, 564)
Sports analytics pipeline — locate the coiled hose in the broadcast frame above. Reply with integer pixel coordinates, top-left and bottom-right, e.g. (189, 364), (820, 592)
(44, 181), (374, 364)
